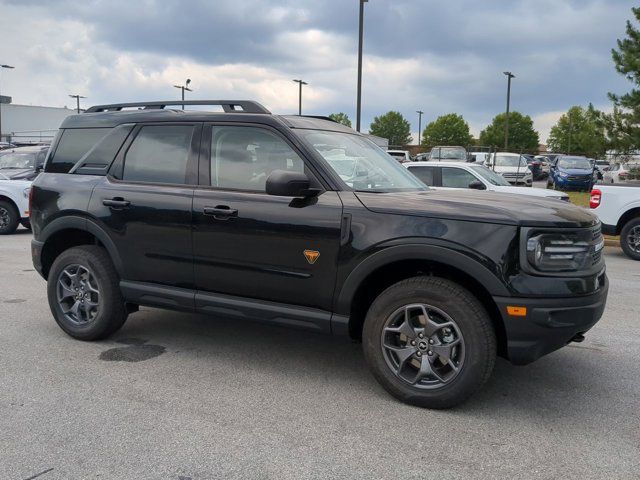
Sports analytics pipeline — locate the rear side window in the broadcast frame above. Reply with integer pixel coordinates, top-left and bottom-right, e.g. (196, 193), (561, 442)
(122, 125), (194, 184)
(408, 166), (436, 186)
(46, 128), (110, 173)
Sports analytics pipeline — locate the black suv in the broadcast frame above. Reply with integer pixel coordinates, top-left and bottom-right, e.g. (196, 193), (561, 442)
(30, 100), (608, 408)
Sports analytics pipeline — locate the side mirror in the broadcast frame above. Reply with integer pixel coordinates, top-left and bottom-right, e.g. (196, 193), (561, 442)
(468, 180), (486, 190)
(266, 170), (319, 197)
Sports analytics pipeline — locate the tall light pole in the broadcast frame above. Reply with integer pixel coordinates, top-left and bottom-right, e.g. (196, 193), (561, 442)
(292, 79), (308, 115)
(0, 64), (15, 142)
(567, 110), (573, 154)
(69, 94), (86, 114)
(503, 71), (515, 150)
(173, 79), (192, 110)
(416, 110), (424, 146)
(356, 0), (368, 132)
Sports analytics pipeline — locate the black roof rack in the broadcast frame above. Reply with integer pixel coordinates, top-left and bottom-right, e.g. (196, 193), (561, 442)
(85, 100), (271, 114)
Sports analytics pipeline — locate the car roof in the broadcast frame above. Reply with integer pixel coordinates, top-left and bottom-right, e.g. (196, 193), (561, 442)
(407, 161), (475, 167)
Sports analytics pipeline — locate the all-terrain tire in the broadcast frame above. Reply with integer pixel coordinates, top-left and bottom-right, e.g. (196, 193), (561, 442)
(620, 217), (640, 261)
(0, 200), (19, 235)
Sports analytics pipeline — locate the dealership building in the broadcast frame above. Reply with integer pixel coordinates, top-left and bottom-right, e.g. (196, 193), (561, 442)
(0, 96), (76, 144)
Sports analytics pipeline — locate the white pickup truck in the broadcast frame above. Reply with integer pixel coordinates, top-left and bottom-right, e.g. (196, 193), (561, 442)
(590, 182), (640, 260)
(0, 176), (32, 234)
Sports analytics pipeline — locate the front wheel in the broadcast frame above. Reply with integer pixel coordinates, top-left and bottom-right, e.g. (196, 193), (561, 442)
(621, 217), (640, 261)
(0, 200), (19, 235)
(47, 245), (128, 340)
(362, 276), (496, 409)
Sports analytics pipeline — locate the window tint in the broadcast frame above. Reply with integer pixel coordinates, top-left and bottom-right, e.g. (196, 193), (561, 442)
(122, 125), (194, 184)
(408, 166), (435, 186)
(46, 128), (110, 173)
(211, 126), (304, 191)
(441, 167), (478, 188)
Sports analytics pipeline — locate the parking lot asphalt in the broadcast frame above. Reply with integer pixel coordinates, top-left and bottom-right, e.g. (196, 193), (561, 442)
(1, 230), (639, 480)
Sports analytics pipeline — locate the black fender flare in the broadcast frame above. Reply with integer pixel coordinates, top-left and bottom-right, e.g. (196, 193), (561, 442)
(39, 215), (124, 276)
(335, 242), (510, 315)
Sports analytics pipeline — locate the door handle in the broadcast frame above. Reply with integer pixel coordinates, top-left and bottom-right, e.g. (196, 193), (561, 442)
(103, 198), (131, 210)
(203, 205), (238, 220)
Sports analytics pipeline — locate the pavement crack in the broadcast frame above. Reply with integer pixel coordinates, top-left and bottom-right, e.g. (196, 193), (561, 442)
(23, 467), (54, 480)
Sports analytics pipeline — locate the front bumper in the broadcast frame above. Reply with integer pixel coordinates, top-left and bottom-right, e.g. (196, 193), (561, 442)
(554, 177), (592, 190)
(493, 274), (608, 365)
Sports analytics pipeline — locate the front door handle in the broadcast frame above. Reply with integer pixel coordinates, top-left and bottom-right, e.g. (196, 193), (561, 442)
(103, 197), (131, 210)
(203, 205), (238, 220)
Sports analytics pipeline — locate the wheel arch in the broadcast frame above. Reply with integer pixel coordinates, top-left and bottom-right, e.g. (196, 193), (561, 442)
(39, 215), (123, 279)
(0, 195), (20, 214)
(336, 244), (509, 357)
(616, 207), (640, 235)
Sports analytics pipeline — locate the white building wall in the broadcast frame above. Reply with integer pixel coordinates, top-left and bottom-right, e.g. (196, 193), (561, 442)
(0, 104), (76, 143)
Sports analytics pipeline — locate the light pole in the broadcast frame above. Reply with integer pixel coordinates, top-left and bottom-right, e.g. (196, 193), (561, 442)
(173, 79), (192, 110)
(567, 110), (573, 154)
(69, 94), (86, 114)
(416, 110), (424, 146)
(356, 0), (368, 132)
(503, 71), (515, 150)
(292, 79), (308, 115)
(0, 64), (15, 142)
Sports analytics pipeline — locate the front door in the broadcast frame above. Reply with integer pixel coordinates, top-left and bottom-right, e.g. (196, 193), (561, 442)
(192, 124), (343, 314)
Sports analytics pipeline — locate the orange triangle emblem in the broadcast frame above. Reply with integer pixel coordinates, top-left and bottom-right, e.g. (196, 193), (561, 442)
(303, 250), (320, 264)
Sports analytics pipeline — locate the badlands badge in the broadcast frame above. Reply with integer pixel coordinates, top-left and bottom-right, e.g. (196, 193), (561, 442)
(303, 250), (320, 264)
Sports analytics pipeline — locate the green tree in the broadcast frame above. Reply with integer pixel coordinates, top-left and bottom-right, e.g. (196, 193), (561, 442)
(369, 111), (412, 146)
(608, 7), (640, 151)
(547, 104), (607, 157)
(328, 112), (352, 127)
(421, 113), (473, 147)
(479, 112), (539, 151)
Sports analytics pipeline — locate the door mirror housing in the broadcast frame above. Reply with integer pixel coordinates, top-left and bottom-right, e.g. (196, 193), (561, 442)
(468, 180), (486, 190)
(266, 170), (319, 197)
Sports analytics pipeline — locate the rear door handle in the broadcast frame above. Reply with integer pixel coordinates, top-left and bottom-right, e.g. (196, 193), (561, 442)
(103, 198), (131, 210)
(203, 205), (238, 220)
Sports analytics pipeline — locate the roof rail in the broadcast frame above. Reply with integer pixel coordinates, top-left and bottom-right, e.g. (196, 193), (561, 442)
(85, 100), (271, 114)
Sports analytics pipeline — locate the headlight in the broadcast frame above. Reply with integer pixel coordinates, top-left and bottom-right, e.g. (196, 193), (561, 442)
(525, 230), (603, 272)
(558, 172), (568, 178)
(23, 187), (31, 198)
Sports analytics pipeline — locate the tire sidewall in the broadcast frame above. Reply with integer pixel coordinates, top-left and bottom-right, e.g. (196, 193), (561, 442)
(620, 218), (640, 261)
(362, 278), (496, 408)
(0, 200), (19, 235)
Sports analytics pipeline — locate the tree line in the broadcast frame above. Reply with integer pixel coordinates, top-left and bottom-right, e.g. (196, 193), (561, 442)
(328, 7), (640, 159)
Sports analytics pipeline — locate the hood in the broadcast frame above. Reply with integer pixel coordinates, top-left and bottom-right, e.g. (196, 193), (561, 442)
(558, 167), (592, 175)
(0, 168), (37, 180)
(491, 185), (568, 199)
(354, 189), (597, 228)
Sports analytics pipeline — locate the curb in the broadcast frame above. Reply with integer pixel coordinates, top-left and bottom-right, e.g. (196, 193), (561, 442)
(603, 237), (620, 248)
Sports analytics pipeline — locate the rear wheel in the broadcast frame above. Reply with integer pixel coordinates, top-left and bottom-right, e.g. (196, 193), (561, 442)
(47, 245), (128, 340)
(362, 276), (496, 409)
(620, 217), (640, 261)
(0, 200), (19, 235)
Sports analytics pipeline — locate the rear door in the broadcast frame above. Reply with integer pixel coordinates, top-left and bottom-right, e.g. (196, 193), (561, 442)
(88, 123), (201, 292)
(192, 124), (343, 314)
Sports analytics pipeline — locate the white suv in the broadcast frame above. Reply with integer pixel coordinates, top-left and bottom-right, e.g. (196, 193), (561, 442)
(0, 177), (32, 234)
(603, 162), (640, 183)
(405, 162), (568, 201)
(484, 152), (533, 186)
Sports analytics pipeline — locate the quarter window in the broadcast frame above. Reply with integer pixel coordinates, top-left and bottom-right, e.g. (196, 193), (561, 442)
(46, 128), (110, 173)
(122, 125), (194, 184)
(441, 167), (478, 188)
(211, 126), (304, 191)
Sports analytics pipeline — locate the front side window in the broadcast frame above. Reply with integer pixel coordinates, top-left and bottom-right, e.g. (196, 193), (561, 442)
(441, 167), (478, 188)
(122, 125), (194, 184)
(211, 126), (304, 191)
(46, 128), (110, 173)
(298, 130), (426, 192)
(408, 166), (436, 186)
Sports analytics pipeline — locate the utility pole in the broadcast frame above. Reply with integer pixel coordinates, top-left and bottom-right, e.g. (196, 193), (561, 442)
(173, 79), (192, 110)
(567, 110), (573, 154)
(68, 94), (86, 114)
(0, 64), (15, 142)
(356, 0), (368, 132)
(292, 79), (308, 115)
(503, 71), (515, 150)
(416, 110), (424, 146)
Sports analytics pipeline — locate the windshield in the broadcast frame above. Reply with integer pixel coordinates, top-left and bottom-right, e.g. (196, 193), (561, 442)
(470, 165), (511, 186)
(0, 151), (37, 169)
(557, 157), (592, 170)
(494, 155), (527, 167)
(298, 130), (427, 192)
(430, 147), (466, 160)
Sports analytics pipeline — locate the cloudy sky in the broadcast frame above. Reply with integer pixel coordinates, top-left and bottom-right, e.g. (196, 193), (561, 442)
(0, 0), (636, 142)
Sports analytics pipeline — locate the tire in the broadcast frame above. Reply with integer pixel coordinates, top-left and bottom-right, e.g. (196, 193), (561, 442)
(47, 245), (128, 340)
(0, 200), (19, 235)
(362, 276), (496, 409)
(620, 217), (640, 261)
(21, 219), (31, 230)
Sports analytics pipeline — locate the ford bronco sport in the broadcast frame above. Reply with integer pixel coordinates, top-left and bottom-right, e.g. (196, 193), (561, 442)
(30, 100), (608, 408)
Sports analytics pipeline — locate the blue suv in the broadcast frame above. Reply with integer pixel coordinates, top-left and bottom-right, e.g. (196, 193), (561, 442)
(548, 155), (595, 191)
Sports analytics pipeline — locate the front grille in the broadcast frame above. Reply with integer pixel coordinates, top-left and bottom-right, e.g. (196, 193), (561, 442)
(592, 225), (603, 265)
(592, 249), (602, 265)
(567, 175), (590, 181)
